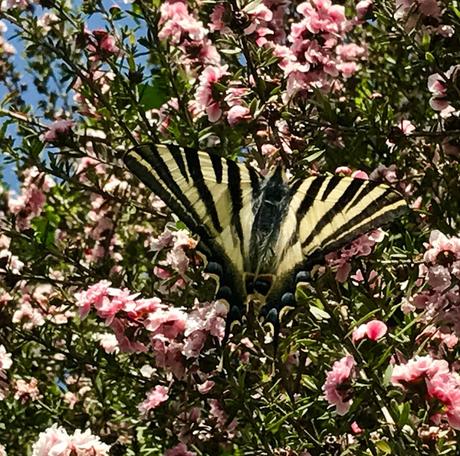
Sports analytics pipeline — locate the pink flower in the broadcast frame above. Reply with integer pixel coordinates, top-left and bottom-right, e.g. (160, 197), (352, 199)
(323, 354), (356, 415)
(42, 120), (74, 143)
(145, 308), (187, 339)
(70, 428), (111, 454)
(164, 443), (196, 456)
(195, 65), (228, 122)
(395, 0), (442, 20)
(95, 333), (120, 354)
(89, 29), (120, 59)
(351, 421), (363, 434)
(0, 345), (12, 371)
(391, 355), (449, 387)
(426, 373), (460, 430)
(423, 230), (460, 264)
(427, 66), (460, 118)
(227, 105), (251, 126)
(14, 377), (41, 403)
(197, 380), (215, 394)
(31, 424), (110, 456)
(31, 424), (72, 456)
(75, 280), (111, 318)
(356, 0), (372, 17)
(138, 385), (169, 416)
(12, 301), (45, 330)
(352, 320), (388, 343)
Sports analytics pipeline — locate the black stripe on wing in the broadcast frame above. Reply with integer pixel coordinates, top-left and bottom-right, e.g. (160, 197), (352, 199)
(227, 160), (244, 245)
(320, 187), (407, 254)
(123, 148), (212, 242)
(301, 178), (367, 249)
(184, 147), (223, 233)
(295, 176), (326, 223)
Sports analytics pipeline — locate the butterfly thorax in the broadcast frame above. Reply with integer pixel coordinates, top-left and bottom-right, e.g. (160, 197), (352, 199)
(248, 167), (291, 275)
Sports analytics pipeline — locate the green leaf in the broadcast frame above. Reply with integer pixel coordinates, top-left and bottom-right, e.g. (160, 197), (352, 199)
(309, 305), (331, 320)
(139, 79), (168, 110)
(375, 440), (392, 454)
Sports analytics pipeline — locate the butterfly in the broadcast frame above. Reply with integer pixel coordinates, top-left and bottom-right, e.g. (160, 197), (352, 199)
(124, 143), (407, 348)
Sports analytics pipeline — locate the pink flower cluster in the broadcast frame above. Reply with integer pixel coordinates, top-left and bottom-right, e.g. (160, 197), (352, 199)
(151, 228), (198, 277)
(194, 66), (253, 125)
(391, 355), (460, 429)
(8, 167), (54, 231)
(428, 65), (459, 118)
(12, 283), (73, 330)
(75, 280), (226, 378)
(159, 1), (220, 66)
(403, 230), (460, 343)
(274, 0), (367, 101)
(395, 0), (442, 21)
(85, 28), (121, 61)
(0, 234), (24, 275)
(326, 229), (385, 282)
(323, 354), (356, 415)
(31, 424), (110, 456)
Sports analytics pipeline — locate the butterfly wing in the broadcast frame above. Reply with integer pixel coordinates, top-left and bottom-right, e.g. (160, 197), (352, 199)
(124, 144), (261, 332)
(262, 175), (407, 343)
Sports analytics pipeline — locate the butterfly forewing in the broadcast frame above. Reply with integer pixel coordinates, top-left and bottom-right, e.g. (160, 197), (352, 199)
(270, 175), (407, 295)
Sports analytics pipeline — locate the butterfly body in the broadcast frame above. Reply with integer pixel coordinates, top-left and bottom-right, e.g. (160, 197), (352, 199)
(124, 144), (408, 344)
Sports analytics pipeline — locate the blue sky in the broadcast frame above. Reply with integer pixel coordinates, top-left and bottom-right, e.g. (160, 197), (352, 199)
(1, 2), (130, 191)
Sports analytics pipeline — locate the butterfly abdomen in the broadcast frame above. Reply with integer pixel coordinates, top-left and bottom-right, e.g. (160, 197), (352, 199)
(249, 168), (291, 274)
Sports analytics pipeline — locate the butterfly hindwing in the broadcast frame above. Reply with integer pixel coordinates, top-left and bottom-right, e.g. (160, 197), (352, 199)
(263, 175), (407, 326)
(124, 144), (261, 333)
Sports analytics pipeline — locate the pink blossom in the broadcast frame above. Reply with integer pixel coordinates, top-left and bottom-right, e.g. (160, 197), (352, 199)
(182, 330), (207, 358)
(209, 4), (229, 33)
(0, 345), (12, 371)
(326, 229), (384, 282)
(391, 355), (449, 387)
(351, 421), (364, 434)
(426, 373), (460, 429)
(297, 0), (346, 35)
(197, 380), (215, 394)
(110, 318), (148, 353)
(8, 167), (54, 231)
(12, 301), (45, 330)
(88, 29), (120, 59)
(14, 377), (41, 403)
(352, 320), (387, 343)
(31, 424), (110, 456)
(138, 385), (169, 416)
(31, 424), (72, 456)
(164, 443), (196, 456)
(74, 280), (111, 318)
(423, 230), (460, 264)
(95, 333), (120, 354)
(395, 0), (442, 20)
(356, 0), (372, 17)
(151, 337), (185, 378)
(70, 429), (111, 454)
(145, 308), (187, 339)
(323, 354), (356, 415)
(427, 66), (460, 118)
(209, 399), (238, 436)
(42, 120), (74, 143)
(227, 105), (251, 126)
(195, 65), (228, 122)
